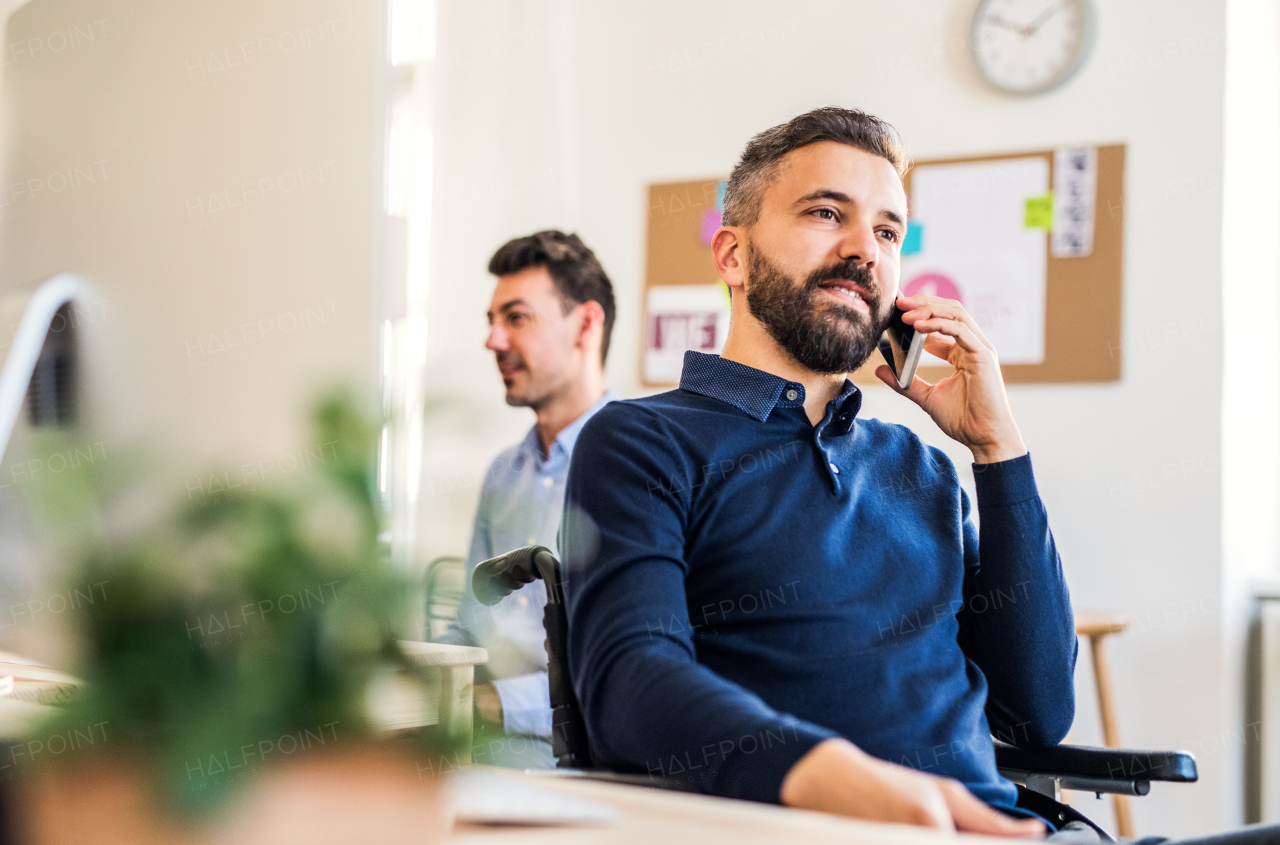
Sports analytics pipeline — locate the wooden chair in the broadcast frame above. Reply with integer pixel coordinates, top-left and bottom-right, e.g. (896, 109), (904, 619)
(1075, 612), (1134, 838)
(423, 556), (467, 640)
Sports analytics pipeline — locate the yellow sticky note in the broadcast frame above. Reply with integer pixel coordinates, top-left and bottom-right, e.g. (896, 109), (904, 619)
(1024, 193), (1053, 229)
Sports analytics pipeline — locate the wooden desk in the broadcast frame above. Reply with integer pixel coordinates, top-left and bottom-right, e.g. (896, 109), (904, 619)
(401, 641), (488, 742)
(368, 641), (488, 760)
(449, 768), (1025, 845)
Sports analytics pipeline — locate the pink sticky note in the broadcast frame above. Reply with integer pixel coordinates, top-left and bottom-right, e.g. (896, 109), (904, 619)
(699, 209), (722, 245)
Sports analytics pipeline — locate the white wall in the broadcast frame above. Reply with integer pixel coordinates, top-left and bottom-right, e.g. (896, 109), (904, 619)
(1223, 0), (1280, 825)
(0, 0), (385, 657)
(425, 0), (1240, 835)
(0, 0), (383, 474)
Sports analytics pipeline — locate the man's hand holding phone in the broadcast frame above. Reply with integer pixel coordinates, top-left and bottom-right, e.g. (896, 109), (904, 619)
(877, 305), (927, 391)
(874, 294), (1027, 465)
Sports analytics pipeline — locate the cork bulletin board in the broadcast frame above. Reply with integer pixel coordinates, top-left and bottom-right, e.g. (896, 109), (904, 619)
(641, 144), (1125, 386)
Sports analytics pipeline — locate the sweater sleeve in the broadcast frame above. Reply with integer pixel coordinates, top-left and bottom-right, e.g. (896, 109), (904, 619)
(958, 453), (1077, 747)
(561, 405), (835, 802)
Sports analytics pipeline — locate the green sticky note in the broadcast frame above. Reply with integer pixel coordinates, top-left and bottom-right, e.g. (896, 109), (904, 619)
(1024, 193), (1053, 229)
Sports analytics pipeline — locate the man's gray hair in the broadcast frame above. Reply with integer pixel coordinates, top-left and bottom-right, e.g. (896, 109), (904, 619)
(721, 107), (910, 228)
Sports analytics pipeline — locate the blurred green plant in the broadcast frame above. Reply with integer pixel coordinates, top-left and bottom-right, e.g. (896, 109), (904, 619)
(24, 389), (440, 816)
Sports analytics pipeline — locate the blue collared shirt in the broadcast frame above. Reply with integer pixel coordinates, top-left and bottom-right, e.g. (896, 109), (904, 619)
(562, 352), (1075, 809)
(444, 390), (618, 741)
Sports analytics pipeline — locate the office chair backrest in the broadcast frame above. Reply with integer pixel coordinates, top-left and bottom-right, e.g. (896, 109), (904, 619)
(472, 545), (592, 768)
(0, 274), (83, 457)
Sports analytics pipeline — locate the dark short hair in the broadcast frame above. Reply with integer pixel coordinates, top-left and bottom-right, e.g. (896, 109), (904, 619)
(488, 230), (616, 363)
(722, 106), (910, 228)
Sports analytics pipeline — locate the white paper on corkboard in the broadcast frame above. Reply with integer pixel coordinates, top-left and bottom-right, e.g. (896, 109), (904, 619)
(644, 284), (729, 384)
(904, 157), (1049, 366)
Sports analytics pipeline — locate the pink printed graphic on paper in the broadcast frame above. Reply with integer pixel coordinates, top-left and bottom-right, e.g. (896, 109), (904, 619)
(649, 313), (719, 353)
(903, 272), (963, 304)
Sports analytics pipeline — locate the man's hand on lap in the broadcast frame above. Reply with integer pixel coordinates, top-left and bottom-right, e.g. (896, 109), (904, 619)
(780, 738), (1045, 837)
(874, 295), (1028, 465)
(474, 683), (503, 725)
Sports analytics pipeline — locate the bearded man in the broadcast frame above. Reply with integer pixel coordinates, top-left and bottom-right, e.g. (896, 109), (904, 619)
(560, 107), (1071, 836)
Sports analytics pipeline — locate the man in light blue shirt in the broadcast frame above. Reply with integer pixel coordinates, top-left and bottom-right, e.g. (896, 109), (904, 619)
(440, 230), (617, 767)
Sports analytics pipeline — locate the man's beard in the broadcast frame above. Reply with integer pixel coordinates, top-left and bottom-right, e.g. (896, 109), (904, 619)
(495, 350), (543, 409)
(744, 246), (892, 375)
(495, 350), (567, 412)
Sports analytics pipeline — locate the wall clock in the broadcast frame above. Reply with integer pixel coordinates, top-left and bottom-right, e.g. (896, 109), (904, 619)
(971, 0), (1096, 95)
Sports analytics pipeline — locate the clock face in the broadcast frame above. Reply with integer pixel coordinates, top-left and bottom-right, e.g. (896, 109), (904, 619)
(971, 0), (1095, 94)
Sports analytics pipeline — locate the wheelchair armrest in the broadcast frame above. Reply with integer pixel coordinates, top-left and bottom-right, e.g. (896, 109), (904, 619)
(994, 739), (1197, 796)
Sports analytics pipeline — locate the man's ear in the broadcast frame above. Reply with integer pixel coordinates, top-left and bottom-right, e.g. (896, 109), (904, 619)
(575, 300), (605, 356)
(711, 225), (747, 295)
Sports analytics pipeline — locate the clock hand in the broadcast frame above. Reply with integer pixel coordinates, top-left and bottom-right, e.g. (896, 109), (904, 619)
(1026, 2), (1062, 35)
(982, 13), (1026, 34)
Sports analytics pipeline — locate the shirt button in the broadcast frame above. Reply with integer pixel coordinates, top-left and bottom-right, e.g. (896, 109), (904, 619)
(830, 463), (840, 474)
(541, 477), (553, 488)
(527, 536), (537, 546)
(785, 389), (798, 401)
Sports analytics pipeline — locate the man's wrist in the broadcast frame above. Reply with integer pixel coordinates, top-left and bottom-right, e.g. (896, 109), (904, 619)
(780, 738), (868, 808)
(969, 433), (1027, 465)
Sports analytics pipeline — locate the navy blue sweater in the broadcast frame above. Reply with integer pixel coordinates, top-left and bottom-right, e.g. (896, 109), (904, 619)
(561, 352), (1076, 810)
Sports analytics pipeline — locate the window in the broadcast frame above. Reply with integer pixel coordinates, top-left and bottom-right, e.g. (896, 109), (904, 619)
(381, 0), (436, 569)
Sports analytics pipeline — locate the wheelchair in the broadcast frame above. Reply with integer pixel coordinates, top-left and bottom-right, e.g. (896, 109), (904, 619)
(472, 545), (1198, 840)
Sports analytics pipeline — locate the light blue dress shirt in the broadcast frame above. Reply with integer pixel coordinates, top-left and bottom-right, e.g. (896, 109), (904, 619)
(445, 390), (617, 744)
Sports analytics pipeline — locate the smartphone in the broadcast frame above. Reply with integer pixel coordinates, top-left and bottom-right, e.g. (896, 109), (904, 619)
(878, 305), (925, 390)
